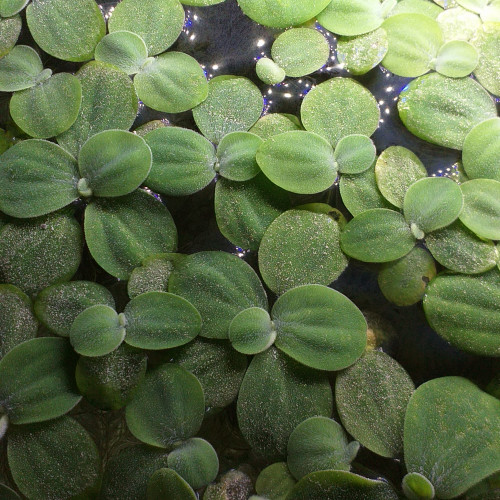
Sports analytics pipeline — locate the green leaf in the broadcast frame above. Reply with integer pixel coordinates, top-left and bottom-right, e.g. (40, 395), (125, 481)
(336, 350), (414, 458)
(403, 177), (464, 234)
(334, 134), (376, 174)
(402, 473), (435, 500)
(8, 417), (99, 500)
(84, 189), (177, 280)
(236, 0), (330, 28)
(471, 23), (500, 96)
(0, 284), (38, 358)
(75, 343), (147, 410)
(94, 31), (148, 75)
(378, 246), (437, 306)
(459, 179), (500, 240)
(214, 173), (291, 251)
(390, 0), (443, 18)
(10, 72), (82, 139)
(301, 77), (380, 147)
(99, 445), (169, 500)
(0, 45), (44, 92)
(78, 130), (151, 197)
(287, 417), (359, 480)
(145, 127), (216, 196)
(216, 131), (263, 181)
(317, 0), (384, 36)
(435, 40), (479, 77)
(237, 347), (333, 460)
(271, 28), (330, 77)
(423, 269), (500, 356)
(124, 291), (201, 349)
(336, 29), (389, 76)
(57, 61), (138, 158)
(437, 6), (481, 42)
(381, 13), (443, 77)
(249, 113), (303, 140)
(26, 0), (105, 62)
(192, 75), (263, 144)
(462, 117), (500, 181)
(482, 0), (500, 22)
(34, 280), (114, 337)
(340, 208), (416, 263)
(255, 57), (286, 85)
(0, 15), (22, 58)
(256, 131), (336, 194)
(147, 469), (197, 500)
(259, 208), (348, 295)
(108, 0), (185, 56)
(181, 0), (225, 4)
(168, 438), (219, 489)
(425, 220), (498, 274)
(255, 463), (296, 500)
(169, 337), (247, 411)
(0, 337), (80, 424)
(168, 251), (267, 339)
(134, 52), (208, 113)
(398, 72), (497, 149)
(287, 470), (399, 500)
(70, 304), (125, 357)
(125, 363), (205, 448)
(229, 307), (275, 355)
(0, 0), (29, 17)
(0, 213), (83, 297)
(273, 285), (367, 371)
(375, 145), (427, 208)
(456, 0), (488, 12)
(404, 376), (500, 498)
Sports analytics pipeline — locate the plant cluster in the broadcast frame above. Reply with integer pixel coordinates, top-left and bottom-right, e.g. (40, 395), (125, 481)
(0, 0), (499, 499)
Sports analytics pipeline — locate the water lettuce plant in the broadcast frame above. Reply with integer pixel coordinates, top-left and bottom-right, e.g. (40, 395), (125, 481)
(0, 0), (499, 498)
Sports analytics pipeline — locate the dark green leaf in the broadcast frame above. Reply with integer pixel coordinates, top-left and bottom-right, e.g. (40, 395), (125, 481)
(0, 45), (44, 91)
(229, 307), (275, 355)
(0, 15), (22, 58)
(147, 469), (197, 500)
(255, 462), (296, 500)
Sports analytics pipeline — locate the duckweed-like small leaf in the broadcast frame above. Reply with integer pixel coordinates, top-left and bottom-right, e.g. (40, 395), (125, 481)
(0, 284), (38, 358)
(134, 52), (208, 113)
(0, 45), (44, 92)
(57, 61), (138, 157)
(84, 189), (177, 279)
(147, 469), (197, 500)
(145, 127), (216, 196)
(0, 0), (29, 17)
(425, 220), (498, 274)
(78, 130), (151, 197)
(317, 0), (384, 36)
(192, 75), (263, 144)
(459, 179), (500, 240)
(404, 376), (500, 498)
(0, 15), (22, 58)
(462, 117), (500, 181)
(271, 28), (330, 77)
(340, 209), (415, 263)
(0, 213), (83, 297)
(26, 0), (105, 62)
(287, 417), (359, 480)
(334, 134), (376, 174)
(301, 77), (380, 147)
(403, 177), (464, 234)
(216, 131), (262, 181)
(0, 337), (80, 424)
(214, 173), (291, 251)
(375, 146), (427, 208)
(435, 40), (479, 77)
(402, 473), (435, 500)
(125, 363), (205, 448)
(336, 351), (414, 458)
(237, 347), (333, 460)
(255, 463), (296, 500)
(259, 208), (348, 295)
(249, 113), (302, 140)
(10, 72), (82, 139)
(256, 57), (286, 85)
(437, 6), (480, 42)
(124, 291), (201, 350)
(168, 251), (267, 339)
(34, 280), (114, 337)
(378, 246), (437, 306)
(70, 304), (125, 357)
(256, 131), (336, 194)
(398, 72), (497, 149)
(236, 0), (331, 28)
(8, 417), (100, 500)
(273, 285), (367, 371)
(423, 269), (500, 355)
(168, 438), (219, 489)
(471, 23), (500, 96)
(336, 28), (388, 75)
(229, 307), (275, 355)
(94, 31), (148, 75)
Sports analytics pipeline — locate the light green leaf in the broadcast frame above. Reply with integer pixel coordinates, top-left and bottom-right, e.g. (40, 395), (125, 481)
(249, 113), (302, 140)
(456, 0), (488, 12)
(334, 134), (376, 174)
(26, 0), (105, 62)
(229, 307), (275, 355)
(255, 463), (296, 500)
(435, 40), (479, 77)
(471, 23), (500, 96)
(402, 473), (435, 500)
(482, 0), (500, 21)
(216, 131), (262, 181)
(0, 15), (22, 58)
(147, 469), (197, 500)
(181, 0), (225, 4)
(0, 45), (44, 92)
(256, 57), (286, 85)
(437, 6), (481, 42)
(390, 0), (443, 18)
(0, 0), (29, 17)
